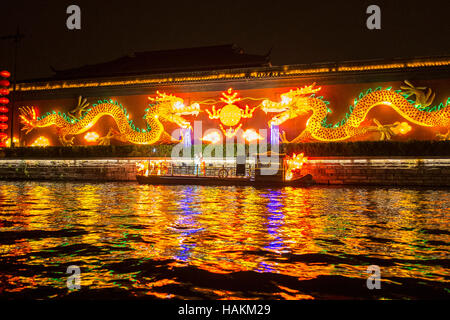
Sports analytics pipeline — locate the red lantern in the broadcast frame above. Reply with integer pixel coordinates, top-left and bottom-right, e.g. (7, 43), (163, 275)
(0, 123), (8, 130)
(0, 89), (9, 95)
(0, 71), (10, 78)
(0, 80), (10, 87)
(0, 115), (8, 122)
(0, 106), (8, 113)
(0, 132), (7, 139)
(0, 97), (9, 104)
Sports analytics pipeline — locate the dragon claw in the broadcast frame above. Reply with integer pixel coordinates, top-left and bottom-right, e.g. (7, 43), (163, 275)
(97, 137), (110, 146)
(59, 135), (74, 146)
(401, 80), (435, 107)
(21, 126), (33, 134)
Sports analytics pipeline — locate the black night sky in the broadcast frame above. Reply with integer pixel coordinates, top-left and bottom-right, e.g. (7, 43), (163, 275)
(1, 0), (449, 81)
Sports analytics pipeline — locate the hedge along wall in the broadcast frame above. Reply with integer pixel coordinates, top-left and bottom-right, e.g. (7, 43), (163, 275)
(1, 140), (450, 159)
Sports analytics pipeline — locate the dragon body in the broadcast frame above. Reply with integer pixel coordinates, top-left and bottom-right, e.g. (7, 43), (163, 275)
(20, 92), (199, 145)
(19, 81), (449, 145)
(262, 82), (450, 142)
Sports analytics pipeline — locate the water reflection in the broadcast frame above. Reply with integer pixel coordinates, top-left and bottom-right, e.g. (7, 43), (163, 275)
(173, 187), (202, 262)
(0, 182), (448, 299)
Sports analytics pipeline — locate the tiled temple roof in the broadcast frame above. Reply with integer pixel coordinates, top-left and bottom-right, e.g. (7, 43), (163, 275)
(49, 44), (271, 81)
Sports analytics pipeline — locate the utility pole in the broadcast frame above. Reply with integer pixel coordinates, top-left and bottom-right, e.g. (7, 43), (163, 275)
(0, 27), (25, 147)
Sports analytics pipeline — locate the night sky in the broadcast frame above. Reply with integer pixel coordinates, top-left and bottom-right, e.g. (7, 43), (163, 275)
(1, 0), (449, 81)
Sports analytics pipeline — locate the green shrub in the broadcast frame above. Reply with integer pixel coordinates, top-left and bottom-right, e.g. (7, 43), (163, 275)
(281, 140), (450, 157)
(0, 140), (449, 159)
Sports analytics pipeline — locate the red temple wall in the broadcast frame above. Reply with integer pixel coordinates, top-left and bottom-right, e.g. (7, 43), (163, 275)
(15, 77), (450, 146)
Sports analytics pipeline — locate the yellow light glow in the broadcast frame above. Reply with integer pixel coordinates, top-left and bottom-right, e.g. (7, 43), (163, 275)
(337, 63), (405, 72)
(392, 122), (412, 135)
(4, 137), (19, 147)
(219, 104), (242, 126)
(136, 161), (149, 176)
(285, 153), (308, 181)
(136, 160), (169, 176)
(242, 129), (263, 142)
(84, 132), (99, 142)
(30, 136), (50, 147)
(202, 131), (221, 144)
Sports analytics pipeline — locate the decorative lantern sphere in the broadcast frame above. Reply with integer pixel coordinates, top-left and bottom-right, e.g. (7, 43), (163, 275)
(0, 71), (10, 78)
(219, 104), (242, 127)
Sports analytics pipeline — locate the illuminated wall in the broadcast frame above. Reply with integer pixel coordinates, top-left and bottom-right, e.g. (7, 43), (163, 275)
(16, 78), (450, 147)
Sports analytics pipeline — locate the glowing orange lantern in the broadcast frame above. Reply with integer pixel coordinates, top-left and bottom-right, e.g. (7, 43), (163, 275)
(0, 107), (8, 113)
(0, 115), (8, 122)
(0, 97), (9, 105)
(0, 123), (8, 130)
(0, 80), (10, 87)
(0, 71), (10, 78)
(0, 89), (8, 95)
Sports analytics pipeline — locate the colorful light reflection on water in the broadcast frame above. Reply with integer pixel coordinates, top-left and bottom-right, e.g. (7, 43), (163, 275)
(0, 181), (448, 299)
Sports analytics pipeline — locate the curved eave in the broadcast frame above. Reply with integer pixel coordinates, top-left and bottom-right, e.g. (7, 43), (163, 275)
(14, 57), (450, 93)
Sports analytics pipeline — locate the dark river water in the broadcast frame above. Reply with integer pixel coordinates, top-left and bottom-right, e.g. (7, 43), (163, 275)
(0, 181), (448, 300)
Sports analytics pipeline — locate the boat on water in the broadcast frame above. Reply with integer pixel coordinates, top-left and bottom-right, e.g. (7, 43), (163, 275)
(136, 172), (314, 187)
(135, 152), (314, 187)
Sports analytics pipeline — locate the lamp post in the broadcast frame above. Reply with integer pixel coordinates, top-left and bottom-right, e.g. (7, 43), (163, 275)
(0, 27), (25, 148)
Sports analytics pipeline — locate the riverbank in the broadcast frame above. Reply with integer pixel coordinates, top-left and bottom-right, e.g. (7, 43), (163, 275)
(1, 157), (449, 186)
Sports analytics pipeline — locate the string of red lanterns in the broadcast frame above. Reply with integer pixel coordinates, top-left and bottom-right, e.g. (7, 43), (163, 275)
(0, 70), (10, 147)
(0, 71), (10, 78)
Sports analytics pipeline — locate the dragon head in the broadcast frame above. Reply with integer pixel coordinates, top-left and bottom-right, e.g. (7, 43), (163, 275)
(19, 106), (39, 134)
(147, 91), (200, 129)
(148, 91), (200, 116)
(173, 101), (201, 117)
(261, 83), (322, 114)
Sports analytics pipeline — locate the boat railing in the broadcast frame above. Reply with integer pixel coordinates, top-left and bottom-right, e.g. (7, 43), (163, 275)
(144, 164), (254, 179)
